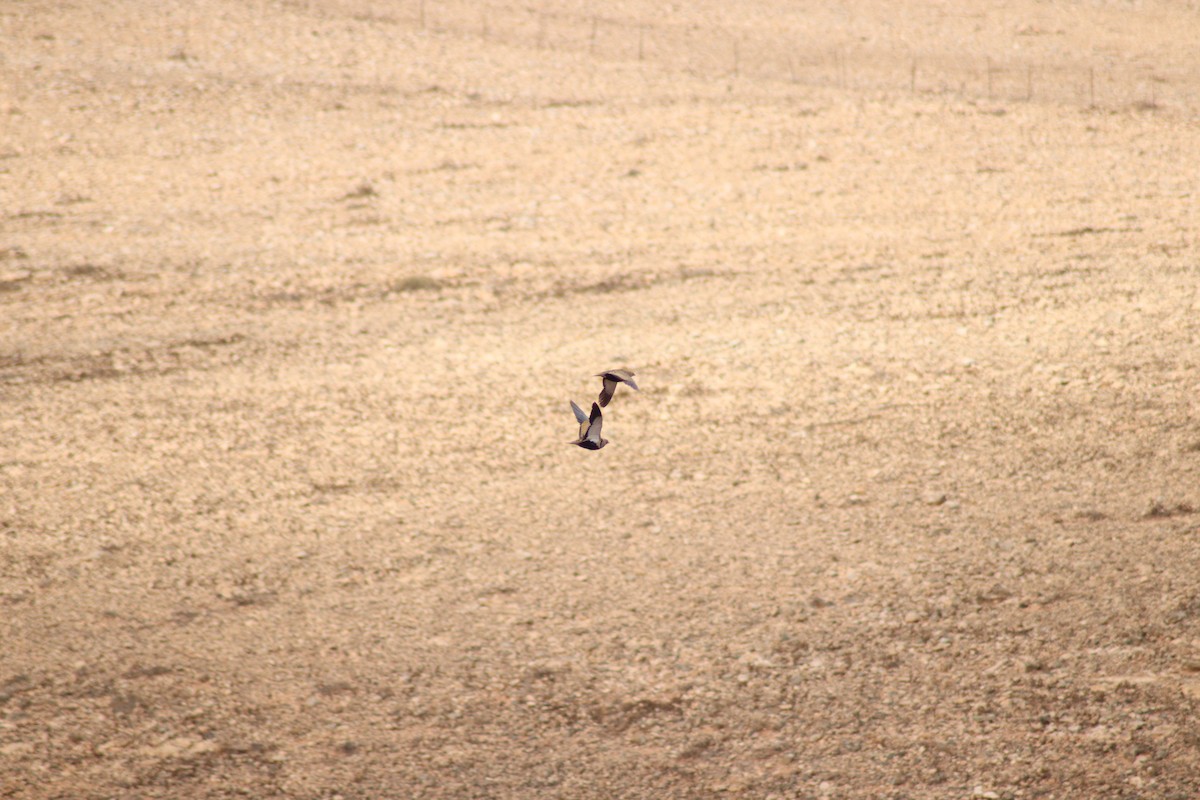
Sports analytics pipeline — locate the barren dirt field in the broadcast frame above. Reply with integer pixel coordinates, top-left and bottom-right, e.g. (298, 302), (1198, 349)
(4, 1), (1200, 798)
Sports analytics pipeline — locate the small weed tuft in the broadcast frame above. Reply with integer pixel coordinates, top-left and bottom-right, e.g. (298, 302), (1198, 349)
(63, 263), (110, 279)
(1143, 500), (1196, 519)
(341, 182), (378, 201)
(390, 276), (442, 293)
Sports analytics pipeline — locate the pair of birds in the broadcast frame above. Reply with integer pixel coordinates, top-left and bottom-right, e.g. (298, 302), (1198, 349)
(570, 368), (638, 450)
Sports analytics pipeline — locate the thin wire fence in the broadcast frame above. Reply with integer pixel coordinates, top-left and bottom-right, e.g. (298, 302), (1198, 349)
(324, 0), (1200, 113)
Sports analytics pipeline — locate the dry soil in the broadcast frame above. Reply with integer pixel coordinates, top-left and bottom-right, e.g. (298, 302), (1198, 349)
(3, 1), (1200, 798)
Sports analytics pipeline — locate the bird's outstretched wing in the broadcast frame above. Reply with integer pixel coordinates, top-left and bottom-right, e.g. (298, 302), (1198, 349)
(585, 402), (604, 444)
(598, 378), (616, 408)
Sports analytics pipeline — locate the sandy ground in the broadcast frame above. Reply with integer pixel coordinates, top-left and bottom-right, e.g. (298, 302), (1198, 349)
(3, 1), (1200, 798)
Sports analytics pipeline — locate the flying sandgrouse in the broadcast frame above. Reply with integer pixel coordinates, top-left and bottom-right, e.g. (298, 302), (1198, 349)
(596, 368), (638, 408)
(569, 400), (609, 450)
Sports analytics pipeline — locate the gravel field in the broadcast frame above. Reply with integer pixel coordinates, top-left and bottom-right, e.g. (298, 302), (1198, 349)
(3, 1), (1200, 797)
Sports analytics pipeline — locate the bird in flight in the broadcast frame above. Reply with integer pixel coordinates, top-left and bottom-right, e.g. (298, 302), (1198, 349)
(596, 368), (639, 408)
(569, 400), (609, 450)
